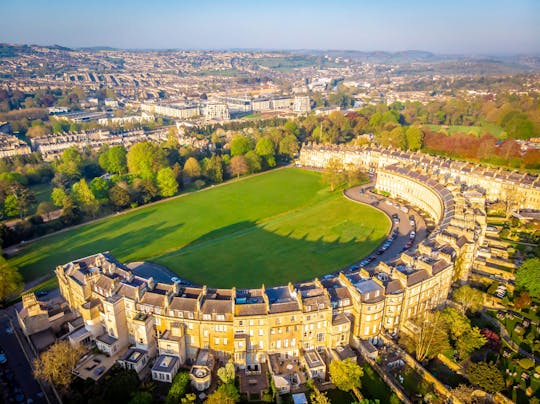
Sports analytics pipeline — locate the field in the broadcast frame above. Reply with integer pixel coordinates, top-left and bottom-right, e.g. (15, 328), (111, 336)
(426, 124), (504, 137)
(9, 168), (390, 288)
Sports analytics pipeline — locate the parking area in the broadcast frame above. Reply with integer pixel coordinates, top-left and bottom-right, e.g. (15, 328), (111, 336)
(343, 184), (428, 270)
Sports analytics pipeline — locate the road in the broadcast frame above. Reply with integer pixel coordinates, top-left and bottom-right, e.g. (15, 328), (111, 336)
(0, 306), (49, 403)
(343, 182), (428, 270)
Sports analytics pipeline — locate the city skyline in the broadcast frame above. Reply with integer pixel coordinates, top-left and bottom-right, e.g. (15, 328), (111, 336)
(3, 0), (540, 54)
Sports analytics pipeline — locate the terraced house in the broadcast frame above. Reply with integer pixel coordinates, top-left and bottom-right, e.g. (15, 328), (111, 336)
(22, 144), (502, 394)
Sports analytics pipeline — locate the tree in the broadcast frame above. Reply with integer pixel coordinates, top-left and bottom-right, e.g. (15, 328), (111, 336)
(456, 327), (486, 359)
(51, 187), (69, 208)
(516, 258), (540, 298)
(244, 151), (262, 173)
(229, 155), (248, 179)
(322, 157), (346, 192)
(36, 201), (56, 220)
(108, 184), (131, 209)
(310, 386), (331, 404)
(128, 391), (152, 404)
(33, 340), (83, 390)
(157, 167), (179, 197)
(404, 310), (451, 361)
(99, 146), (127, 175)
(230, 135), (254, 156)
(205, 154), (224, 183)
(442, 307), (471, 339)
(255, 137), (276, 167)
(451, 384), (477, 404)
(205, 383), (239, 404)
(166, 371), (190, 404)
(127, 142), (166, 179)
(514, 291), (532, 310)
(405, 126), (424, 151)
(278, 134), (299, 159)
(453, 285), (484, 313)
(329, 358), (363, 392)
(90, 177), (111, 201)
(5, 184), (35, 219)
(467, 362), (504, 393)
(55, 147), (83, 184)
(3, 194), (19, 218)
(71, 178), (99, 217)
(183, 157), (201, 179)
(217, 360), (235, 384)
(0, 257), (23, 303)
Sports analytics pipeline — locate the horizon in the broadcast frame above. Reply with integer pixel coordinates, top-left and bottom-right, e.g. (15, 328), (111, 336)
(2, 0), (540, 55)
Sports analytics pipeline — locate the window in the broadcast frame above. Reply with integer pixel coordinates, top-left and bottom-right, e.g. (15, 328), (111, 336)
(216, 314), (225, 321)
(259, 329), (264, 336)
(317, 333), (324, 342)
(223, 338), (228, 345)
(276, 340), (281, 349)
(239, 320), (244, 326)
(203, 330), (208, 337)
(249, 320), (254, 326)
(202, 314), (211, 320)
(214, 338), (220, 345)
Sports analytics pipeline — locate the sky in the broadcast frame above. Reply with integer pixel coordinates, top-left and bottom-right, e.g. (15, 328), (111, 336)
(2, 0), (539, 54)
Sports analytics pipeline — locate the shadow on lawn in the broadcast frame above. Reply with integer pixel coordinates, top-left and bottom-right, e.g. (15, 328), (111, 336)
(154, 221), (386, 288)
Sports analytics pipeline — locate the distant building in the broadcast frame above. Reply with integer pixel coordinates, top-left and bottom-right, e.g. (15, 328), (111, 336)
(293, 96), (311, 113)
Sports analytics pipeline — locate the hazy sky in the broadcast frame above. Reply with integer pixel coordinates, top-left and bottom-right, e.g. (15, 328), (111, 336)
(2, 0), (539, 54)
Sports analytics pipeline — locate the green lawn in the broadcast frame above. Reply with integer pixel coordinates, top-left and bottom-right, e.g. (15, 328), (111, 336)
(426, 124), (504, 137)
(9, 168), (390, 288)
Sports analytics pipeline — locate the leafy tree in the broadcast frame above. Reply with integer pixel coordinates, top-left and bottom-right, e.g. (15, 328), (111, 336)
(442, 307), (471, 338)
(456, 327), (486, 359)
(108, 184), (131, 209)
(205, 383), (239, 404)
(310, 386), (331, 404)
(99, 146), (127, 175)
(71, 178), (99, 217)
(5, 184), (35, 219)
(329, 358), (363, 392)
(453, 285), (484, 313)
(278, 134), (299, 159)
(217, 360), (235, 384)
(403, 310), (451, 361)
(255, 137), (276, 167)
(244, 151), (262, 173)
(51, 187), (69, 208)
(55, 147), (83, 184)
(230, 135), (254, 156)
(157, 167), (179, 197)
(405, 126), (424, 151)
(180, 393), (196, 403)
(127, 142), (166, 179)
(0, 256), (23, 303)
(132, 178), (159, 204)
(322, 157), (346, 192)
(514, 291), (532, 310)
(516, 258), (540, 298)
(3, 194), (19, 218)
(33, 341), (83, 390)
(166, 371), (190, 404)
(183, 157), (201, 179)
(36, 201), (56, 220)
(128, 391), (152, 404)
(205, 154), (224, 183)
(467, 362), (504, 393)
(451, 384), (477, 404)
(229, 155), (248, 179)
(90, 177), (110, 201)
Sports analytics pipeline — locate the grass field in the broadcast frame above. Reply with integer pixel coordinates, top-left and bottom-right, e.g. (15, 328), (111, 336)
(9, 168), (390, 288)
(426, 124), (504, 137)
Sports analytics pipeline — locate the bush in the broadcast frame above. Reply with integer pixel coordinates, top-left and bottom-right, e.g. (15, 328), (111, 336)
(166, 371), (190, 404)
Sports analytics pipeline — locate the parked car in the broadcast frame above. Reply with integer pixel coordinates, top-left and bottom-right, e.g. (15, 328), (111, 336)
(0, 349), (7, 364)
(93, 366), (106, 376)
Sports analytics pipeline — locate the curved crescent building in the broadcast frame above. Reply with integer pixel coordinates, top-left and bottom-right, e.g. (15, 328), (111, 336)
(20, 143), (531, 396)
